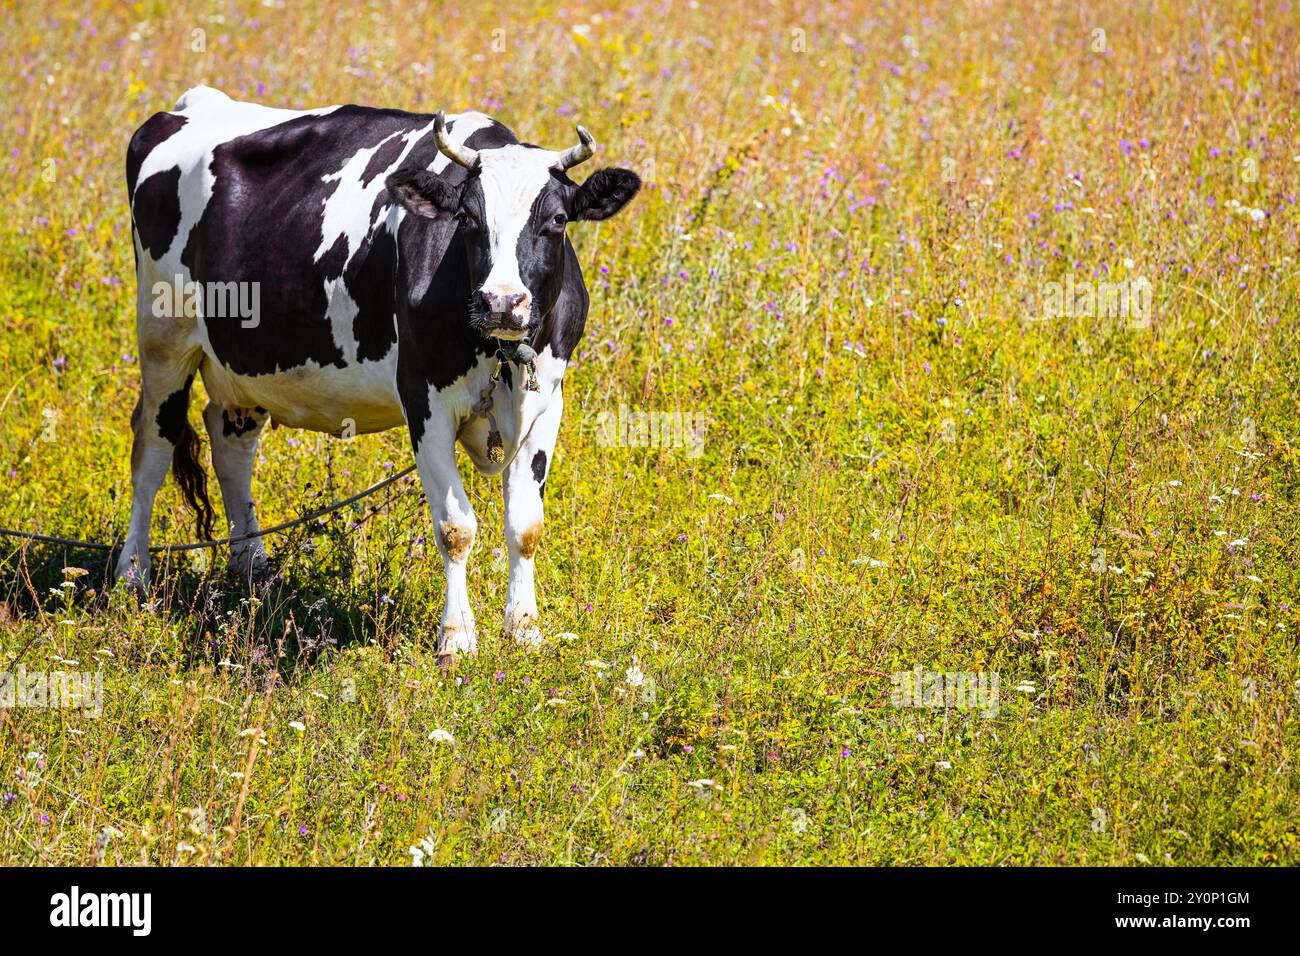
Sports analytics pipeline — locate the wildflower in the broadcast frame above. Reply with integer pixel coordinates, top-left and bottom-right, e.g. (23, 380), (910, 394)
(429, 729), (455, 744)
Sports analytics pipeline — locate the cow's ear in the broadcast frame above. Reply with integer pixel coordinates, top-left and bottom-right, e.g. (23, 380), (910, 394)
(570, 167), (641, 221)
(386, 169), (460, 219)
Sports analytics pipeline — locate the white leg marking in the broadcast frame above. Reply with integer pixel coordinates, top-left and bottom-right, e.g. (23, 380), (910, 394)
(413, 410), (479, 659)
(502, 388), (563, 647)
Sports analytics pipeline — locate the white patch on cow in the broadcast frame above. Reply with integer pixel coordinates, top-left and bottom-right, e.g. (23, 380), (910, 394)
(314, 129), (411, 266)
(477, 146), (564, 313)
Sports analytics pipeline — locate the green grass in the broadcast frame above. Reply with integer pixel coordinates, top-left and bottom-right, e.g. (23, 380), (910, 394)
(0, 0), (1298, 865)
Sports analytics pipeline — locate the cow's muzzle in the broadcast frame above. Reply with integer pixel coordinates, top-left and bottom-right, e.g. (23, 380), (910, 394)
(478, 287), (532, 339)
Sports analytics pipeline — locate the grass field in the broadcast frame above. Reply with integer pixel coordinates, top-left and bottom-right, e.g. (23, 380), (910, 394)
(1, 0), (1298, 865)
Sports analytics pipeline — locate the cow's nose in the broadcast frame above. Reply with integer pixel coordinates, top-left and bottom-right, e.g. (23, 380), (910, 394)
(481, 289), (530, 316)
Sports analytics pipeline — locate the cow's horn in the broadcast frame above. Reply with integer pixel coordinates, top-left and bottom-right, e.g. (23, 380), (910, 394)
(554, 126), (596, 171)
(434, 112), (480, 170)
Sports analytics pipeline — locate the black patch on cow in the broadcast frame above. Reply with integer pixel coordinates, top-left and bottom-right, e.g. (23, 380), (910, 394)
(221, 407), (264, 437)
(361, 133), (408, 187)
(134, 167), (183, 259)
(531, 450), (547, 484)
(155, 375), (194, 443)
(126, 111), (187, 195)
(345, 223), (399, 362)
(317, 232), (349, 281)
(535, 239), (589, 362)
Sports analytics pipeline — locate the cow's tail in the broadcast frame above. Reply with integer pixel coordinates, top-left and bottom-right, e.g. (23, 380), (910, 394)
(172, 417), (216, 542)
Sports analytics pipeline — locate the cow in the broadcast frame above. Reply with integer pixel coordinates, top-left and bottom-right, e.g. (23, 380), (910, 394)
(119, 86), (640, 660)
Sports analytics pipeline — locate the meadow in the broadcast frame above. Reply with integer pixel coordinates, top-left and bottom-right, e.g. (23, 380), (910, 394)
(0, 0), (1297, 865)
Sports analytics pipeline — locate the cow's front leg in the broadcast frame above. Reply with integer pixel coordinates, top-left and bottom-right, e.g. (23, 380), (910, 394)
(410, 412), (478, 661)
(502, 389), (564, 648)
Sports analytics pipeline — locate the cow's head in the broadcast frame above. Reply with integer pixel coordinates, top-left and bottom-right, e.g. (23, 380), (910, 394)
(387, 114), (640, 341)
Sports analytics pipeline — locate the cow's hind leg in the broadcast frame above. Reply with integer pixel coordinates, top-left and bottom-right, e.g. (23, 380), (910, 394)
(202, 400), (269, 579)
(114, 349), (211, 589)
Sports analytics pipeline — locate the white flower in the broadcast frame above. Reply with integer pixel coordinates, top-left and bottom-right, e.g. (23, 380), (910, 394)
(428, 729), (455, 744)
(585, 659), (610, 670)
(1015, 681), (1037, 694)
(289, 721), (306, 732)
(625, 663), (646, 687)
(409, 836), (435, 867)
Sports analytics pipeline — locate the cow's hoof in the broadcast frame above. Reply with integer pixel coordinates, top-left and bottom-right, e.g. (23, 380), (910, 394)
(437, 620), (477, 660)
(504, 608), (544, 649)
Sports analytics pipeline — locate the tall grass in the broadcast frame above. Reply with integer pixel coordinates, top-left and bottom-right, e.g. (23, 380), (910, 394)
(0, 0), (1297, 864)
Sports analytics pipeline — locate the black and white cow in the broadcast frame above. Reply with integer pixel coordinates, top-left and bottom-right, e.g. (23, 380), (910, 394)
(120, 86), (639, 658)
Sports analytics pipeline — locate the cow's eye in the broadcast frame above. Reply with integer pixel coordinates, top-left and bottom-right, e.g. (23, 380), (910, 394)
(549, 213), (567, 229)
